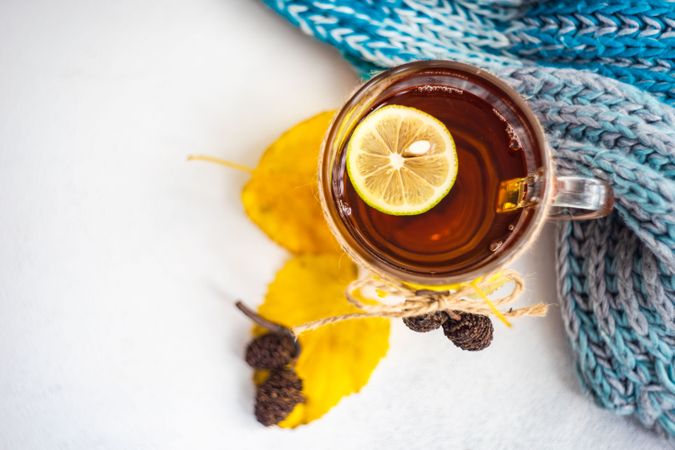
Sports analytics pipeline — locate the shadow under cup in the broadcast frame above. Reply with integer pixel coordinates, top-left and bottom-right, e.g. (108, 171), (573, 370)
(319, 61), (554, 286)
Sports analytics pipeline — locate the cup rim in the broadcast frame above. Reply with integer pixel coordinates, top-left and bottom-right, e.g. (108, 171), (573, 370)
(319, 60), (554, 286)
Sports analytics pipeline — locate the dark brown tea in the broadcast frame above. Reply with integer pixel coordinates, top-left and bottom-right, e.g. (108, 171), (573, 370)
(332, 79), (536, 276)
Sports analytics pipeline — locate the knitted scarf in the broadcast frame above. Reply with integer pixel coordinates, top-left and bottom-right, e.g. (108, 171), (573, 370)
(261, 0), (675, 437)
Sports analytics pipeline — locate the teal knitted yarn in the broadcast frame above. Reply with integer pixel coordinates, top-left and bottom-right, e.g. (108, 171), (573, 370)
(261, 0), (675, 437)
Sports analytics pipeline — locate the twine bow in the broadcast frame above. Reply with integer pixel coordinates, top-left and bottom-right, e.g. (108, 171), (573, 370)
(288, 269), (548, 335)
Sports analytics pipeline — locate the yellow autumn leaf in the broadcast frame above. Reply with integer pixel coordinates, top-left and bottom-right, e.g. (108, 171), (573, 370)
(241, 111), (341, 254)
(256, 254), (390, 428)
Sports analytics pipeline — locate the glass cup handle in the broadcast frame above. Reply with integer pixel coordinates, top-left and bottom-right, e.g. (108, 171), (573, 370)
(548, 176), (614, 220)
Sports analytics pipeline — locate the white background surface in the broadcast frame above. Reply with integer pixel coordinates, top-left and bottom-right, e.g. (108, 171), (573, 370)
(0, 1), (668, 449)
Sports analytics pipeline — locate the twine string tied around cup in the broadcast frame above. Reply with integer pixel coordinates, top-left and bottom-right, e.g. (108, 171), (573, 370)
(237, 269), (549, 337)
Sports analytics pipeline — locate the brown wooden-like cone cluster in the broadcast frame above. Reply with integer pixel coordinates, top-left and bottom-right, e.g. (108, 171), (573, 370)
(245, 332), (297, 369)
(442, 311), (493, 351)
(254, 368), (304, 426)
(244, 332), (304, 426)
(402, 311), (448, 332)
(402, 311), (493, 351)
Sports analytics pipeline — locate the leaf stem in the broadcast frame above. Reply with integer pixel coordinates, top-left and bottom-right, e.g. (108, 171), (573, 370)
(235, 301), (300, 356)
(187, 154), (255, 174)
(470, 280), (512, 328)
(235, 301), (294, 336)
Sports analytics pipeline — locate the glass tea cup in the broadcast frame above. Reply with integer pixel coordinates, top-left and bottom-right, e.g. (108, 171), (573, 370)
(318, 61), (613, 287)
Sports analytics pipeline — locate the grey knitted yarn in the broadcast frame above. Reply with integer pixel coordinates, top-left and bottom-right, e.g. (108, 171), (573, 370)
(491, 65), (675, 436)
(502, 66), (675, 436)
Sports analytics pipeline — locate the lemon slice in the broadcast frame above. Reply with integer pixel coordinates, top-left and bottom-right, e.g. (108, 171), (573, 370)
(346, 104), (458, 215)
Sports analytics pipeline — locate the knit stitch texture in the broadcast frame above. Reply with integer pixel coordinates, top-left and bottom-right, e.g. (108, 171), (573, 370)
(261, 0), (675, 437)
